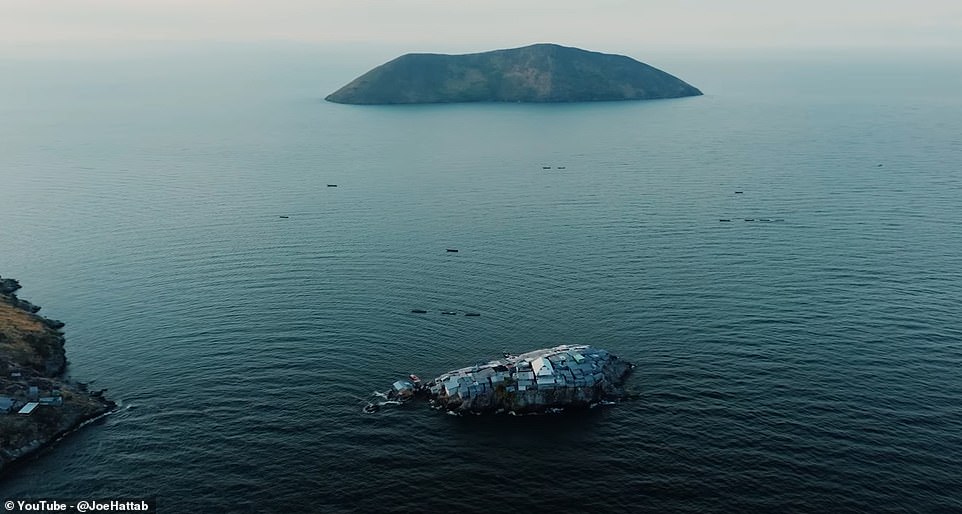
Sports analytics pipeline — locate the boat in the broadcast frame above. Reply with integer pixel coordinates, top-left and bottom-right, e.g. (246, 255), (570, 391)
(464, 312), (481, 317)
(441, 311), (457, 315)
(411, 309), (428, 314)
(446, 249), (459, 253)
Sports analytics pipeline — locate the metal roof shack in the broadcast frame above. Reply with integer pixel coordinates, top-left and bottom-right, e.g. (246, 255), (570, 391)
(17, 402), (39, 415)
(531, 356), (554, 376)
(392, 379), (414, 390)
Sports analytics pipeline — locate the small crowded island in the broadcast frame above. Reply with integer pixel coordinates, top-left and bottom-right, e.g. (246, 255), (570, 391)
(0, 275), (114, 474)
(326, 43), (702, 105)
(367, 344), (634, 415)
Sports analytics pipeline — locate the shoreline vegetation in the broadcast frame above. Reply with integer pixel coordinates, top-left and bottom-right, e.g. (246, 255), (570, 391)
(0, 275), (114, 475)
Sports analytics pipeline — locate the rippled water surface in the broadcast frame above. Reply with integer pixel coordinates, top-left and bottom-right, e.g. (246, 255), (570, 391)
(1, 45), (961, 512)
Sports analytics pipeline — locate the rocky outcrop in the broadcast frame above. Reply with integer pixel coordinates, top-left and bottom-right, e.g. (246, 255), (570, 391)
(0, 274), (114, 475)
(0, 277), (22, 295)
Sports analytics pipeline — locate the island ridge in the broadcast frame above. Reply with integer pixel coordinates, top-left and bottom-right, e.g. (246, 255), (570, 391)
(326, 43), (702, 105)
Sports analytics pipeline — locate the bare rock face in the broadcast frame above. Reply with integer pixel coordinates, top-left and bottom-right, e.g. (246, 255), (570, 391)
(424, 345), (634, 414)
(0, 278), (21, 295)
(326, 43), (701, 105)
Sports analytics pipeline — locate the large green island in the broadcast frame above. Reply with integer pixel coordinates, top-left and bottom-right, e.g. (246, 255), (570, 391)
(0, 275), (114, 474)
(326, 43), (702, 105)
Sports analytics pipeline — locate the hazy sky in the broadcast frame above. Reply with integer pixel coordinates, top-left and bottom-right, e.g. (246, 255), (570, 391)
(3, 0), (960, 51)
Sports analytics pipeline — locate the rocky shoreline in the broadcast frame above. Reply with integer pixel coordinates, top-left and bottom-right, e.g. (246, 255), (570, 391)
(0, 275), (115, 475)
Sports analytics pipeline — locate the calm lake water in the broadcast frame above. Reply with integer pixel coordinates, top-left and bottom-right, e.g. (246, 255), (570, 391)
(1, 44), (961, 512)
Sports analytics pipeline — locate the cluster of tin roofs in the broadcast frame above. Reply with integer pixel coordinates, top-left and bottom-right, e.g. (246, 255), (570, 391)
(422, 344), (631, 414)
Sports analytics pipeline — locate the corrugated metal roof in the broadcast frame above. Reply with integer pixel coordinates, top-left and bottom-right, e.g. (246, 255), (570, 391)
(536, 375), (557, 386)
(516, 371), (535, 381)
(532, 356), (554, 376)
(474, 368), (495, 380)
(18, 402), (39, 415)
(392, 380), (414, 391)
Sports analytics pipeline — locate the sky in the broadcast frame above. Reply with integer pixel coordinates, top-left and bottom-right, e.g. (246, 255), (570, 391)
(2, 0), (961, 52)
